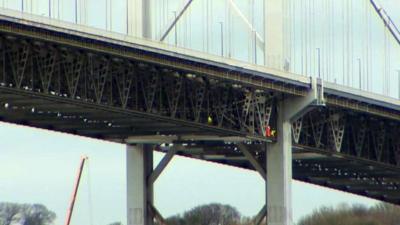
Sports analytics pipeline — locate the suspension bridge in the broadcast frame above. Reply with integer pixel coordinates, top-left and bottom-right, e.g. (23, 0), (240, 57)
(0, 0), (399, 225)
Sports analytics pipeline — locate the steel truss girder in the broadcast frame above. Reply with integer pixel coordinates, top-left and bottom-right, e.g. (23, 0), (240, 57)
(296, 107), (400, 169)
(372, 123), (386, 162)
(292, 117), (302, 144)
(351, 120), (367, 157)
(393, 134), (400, 166)
(242, 91), (273, 135)
(328, 111), (345, 152)
(0, 37), (277, 138)
(7, 42), (30, 89)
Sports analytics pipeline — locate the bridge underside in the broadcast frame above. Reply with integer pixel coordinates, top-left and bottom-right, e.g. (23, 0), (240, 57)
(3, 89), (400, 205)
(0, 87), (242, 139)
(175, 143), (400, 204)
(0, 15), (400, 206)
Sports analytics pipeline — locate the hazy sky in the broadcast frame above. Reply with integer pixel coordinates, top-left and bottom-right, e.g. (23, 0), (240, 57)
(0, 1), (399, 225)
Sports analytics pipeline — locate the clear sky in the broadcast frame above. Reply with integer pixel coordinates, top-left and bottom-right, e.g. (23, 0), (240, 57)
(0, 1), (399, 225)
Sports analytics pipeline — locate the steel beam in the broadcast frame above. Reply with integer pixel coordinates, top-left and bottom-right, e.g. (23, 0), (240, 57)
(159, 0), (194, 42)
(254, 204), (267, 225)
(148, 148), (177, 185)
(284, 78), (325, 122)
(237, 143), (266, 180)
(125, 135), (251, 144)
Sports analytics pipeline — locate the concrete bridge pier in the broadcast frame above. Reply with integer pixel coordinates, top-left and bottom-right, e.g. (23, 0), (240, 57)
(264, 78), (324, 225)
(126, 142), (177, 225)
(126, 144), (154, 225)
(266, 100), (293, 225)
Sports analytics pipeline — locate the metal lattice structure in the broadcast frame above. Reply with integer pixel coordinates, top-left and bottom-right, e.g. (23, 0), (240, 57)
(0, 20), (285, 140)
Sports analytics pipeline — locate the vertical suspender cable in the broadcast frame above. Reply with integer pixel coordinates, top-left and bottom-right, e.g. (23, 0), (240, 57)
(383, 23), (387, 94)
(350, 0), (354, 86)
(325, 0), (328, 80)
(251, 0), (255, 63)
(388, 29), (391, 96)
(306, 0), (309, 75)
(282, 0), (284, 65)
(346, 0), (350, 86)
(293, 0), (296, 72)
(189, 0), (192, 48)
(226, 0), (229, 58)
(247, 0), (251, 62)
(311, 0), (315, 76)
(230, 0), (233, 58)
(292, 0), (296, 73)
(211, 0), (215, 54)
(364, 0), (368, 91)
(300, 0), (304, 74)
(290, 0), (293, 72)
(331, 0), (334, 81)
(311, 0), (314, 76)
(367, 0), (372, 91)
(324, 0), (328, 80)
(327, 0), (331, 81)
(202, 0), (205, 51)
(184, 0), (188, 47)
(206, 0), (209, 52)
(342, 0), (345, 85)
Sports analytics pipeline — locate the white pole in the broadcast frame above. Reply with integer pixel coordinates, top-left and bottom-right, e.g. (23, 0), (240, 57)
(75, 0), (78, 23)
(110, 0), (113, 31)
(220, 22), (224, 57)
(173, 11), (177, 46)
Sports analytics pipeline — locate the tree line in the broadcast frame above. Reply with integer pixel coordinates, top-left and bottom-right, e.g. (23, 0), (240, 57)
(0, 202), (55, 225)
(297, 202), (400, 225)
(2, 201), (400, 225)
(157, 202), (400, 225)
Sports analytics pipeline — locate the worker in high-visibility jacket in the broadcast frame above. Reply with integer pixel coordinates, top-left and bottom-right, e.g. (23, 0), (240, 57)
(207, 115), (213, 125)
(265, 125), (276, 137)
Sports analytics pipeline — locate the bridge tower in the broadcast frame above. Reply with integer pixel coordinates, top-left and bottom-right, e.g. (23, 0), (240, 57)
(264, 0), (285, 70)
(127, 0), (151, 38)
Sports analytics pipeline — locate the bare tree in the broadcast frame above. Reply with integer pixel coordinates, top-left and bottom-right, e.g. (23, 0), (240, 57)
(0, 202), (56, 225)
(164, 203), (241, 225)
(108, 222), (122, 225)
(298, 203), (400, 225)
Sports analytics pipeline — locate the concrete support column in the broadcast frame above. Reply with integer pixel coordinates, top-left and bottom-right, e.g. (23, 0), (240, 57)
(127, 0), (151, 38)
(127, 144), (153, 225)
(266, 100), (293, 225)
(264, 0), (284, 69)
